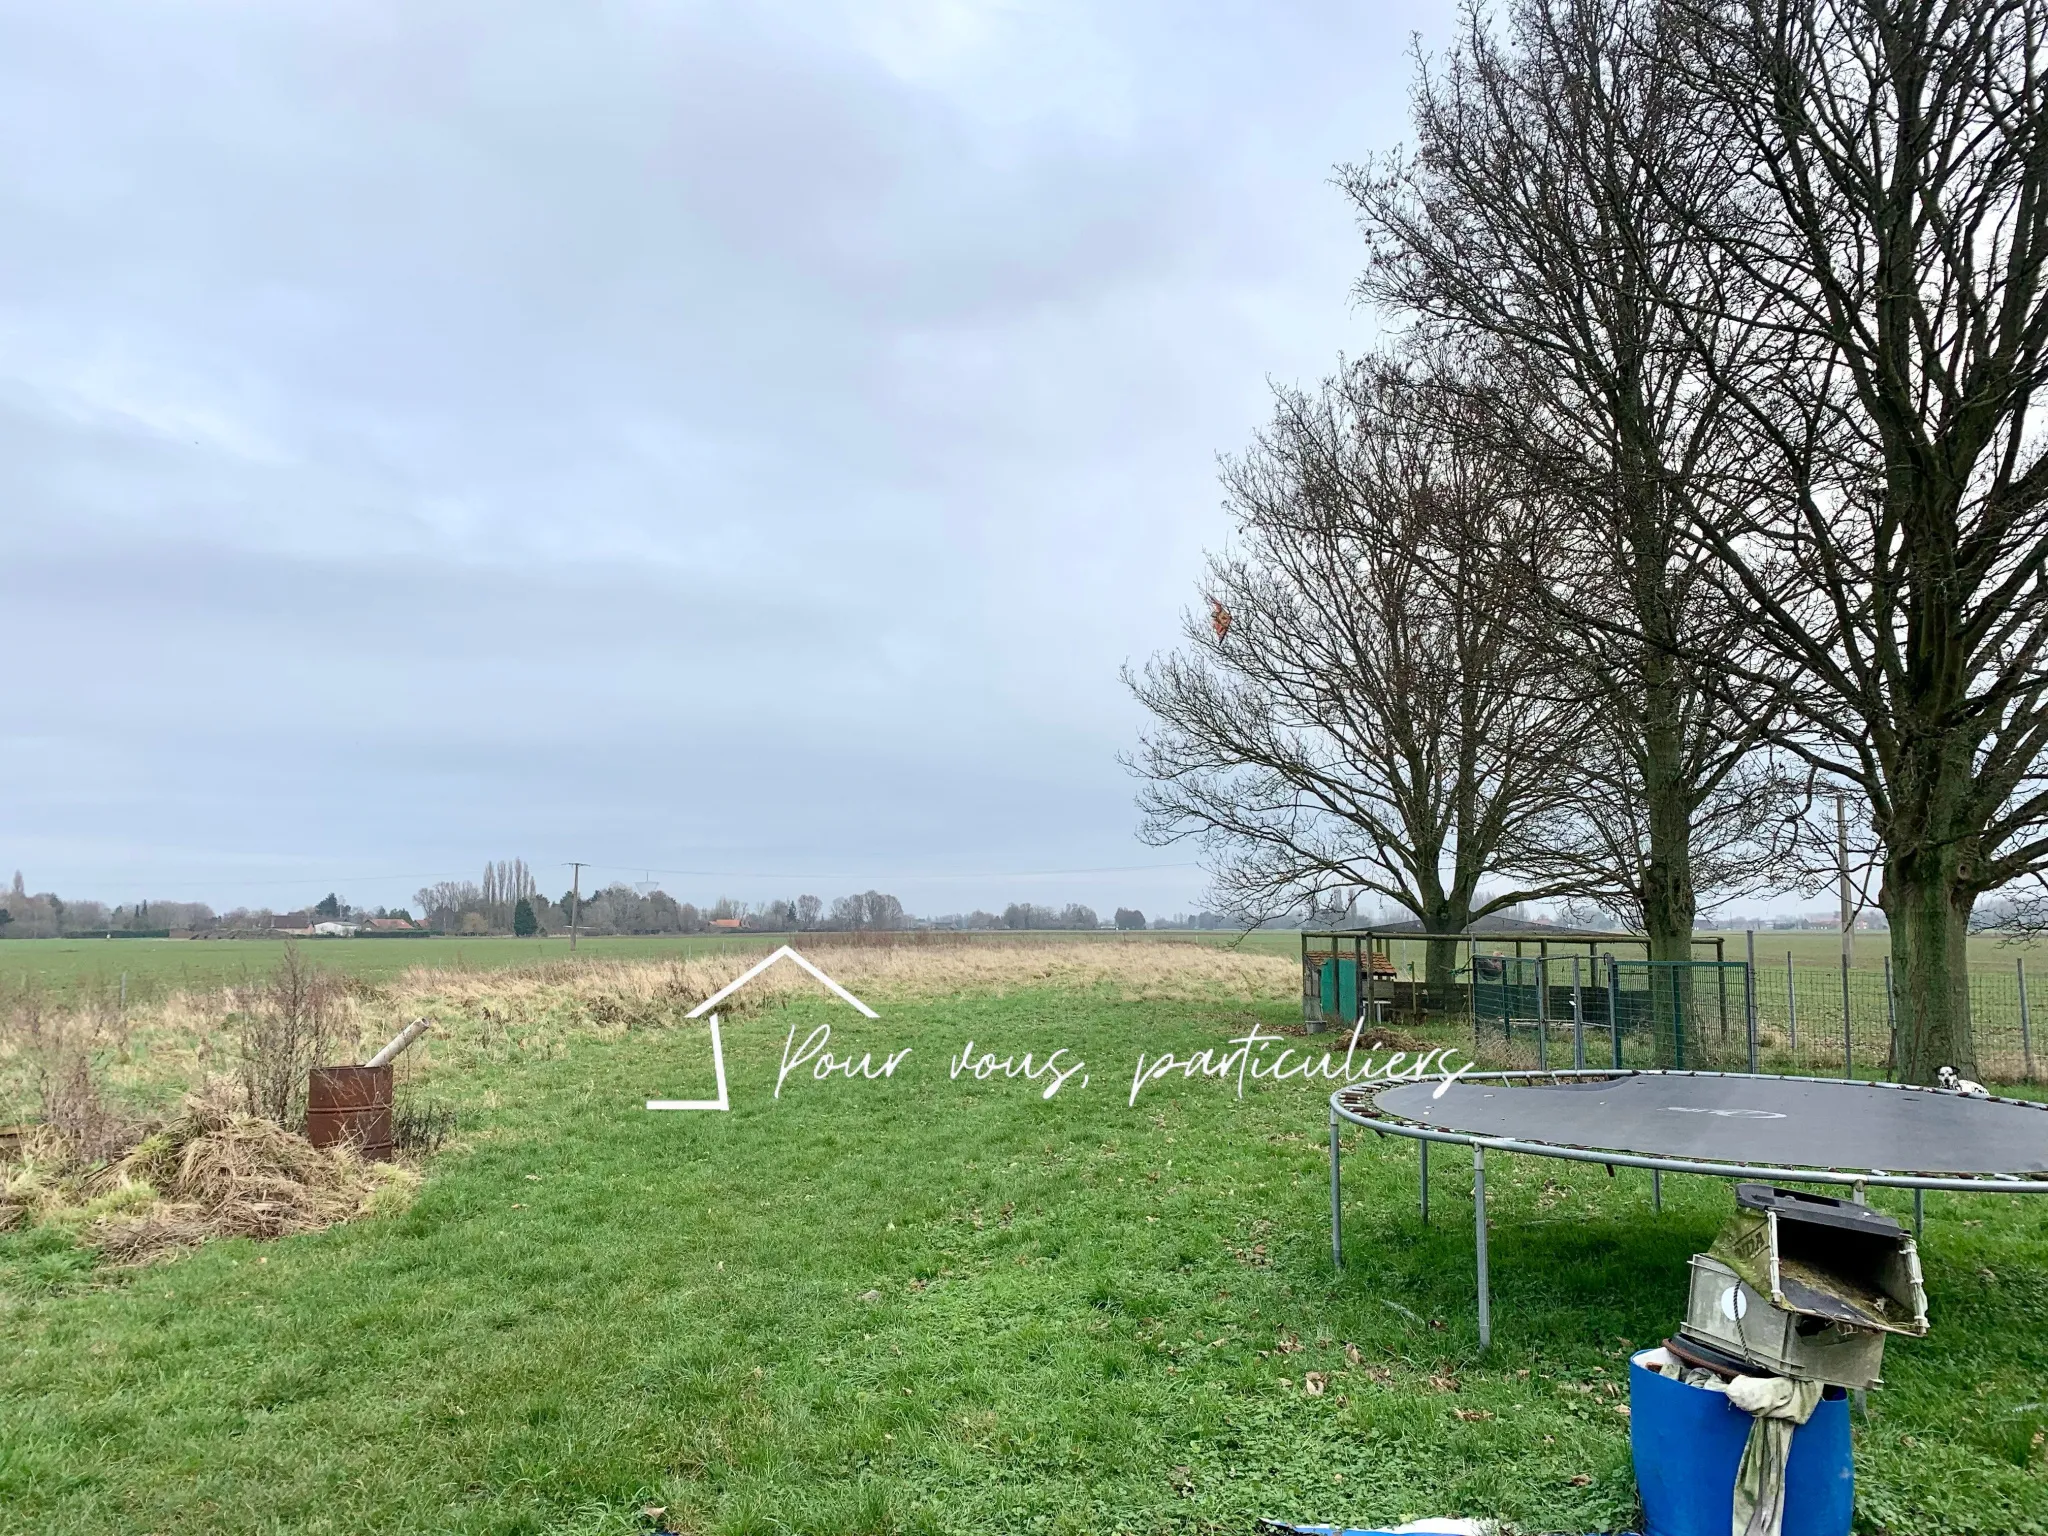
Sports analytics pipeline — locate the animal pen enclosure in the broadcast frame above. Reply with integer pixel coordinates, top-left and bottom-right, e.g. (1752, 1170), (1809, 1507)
(1303, 925), (2046, 1083)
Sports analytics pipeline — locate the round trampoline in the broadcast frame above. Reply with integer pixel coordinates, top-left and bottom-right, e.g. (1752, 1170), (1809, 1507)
(1325, 1070), (2048, 1348)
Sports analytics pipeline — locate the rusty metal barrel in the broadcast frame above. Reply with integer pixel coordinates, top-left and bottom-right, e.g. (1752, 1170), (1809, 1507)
(305, 1064), (393, 1160)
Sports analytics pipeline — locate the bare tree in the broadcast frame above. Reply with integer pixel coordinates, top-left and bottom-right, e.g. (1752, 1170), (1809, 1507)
(1660, 0), (2048, 1079)
(829, 891), (906, 931)
(1346, 0), (1794, 964)
(1127, 359), (1591, 999)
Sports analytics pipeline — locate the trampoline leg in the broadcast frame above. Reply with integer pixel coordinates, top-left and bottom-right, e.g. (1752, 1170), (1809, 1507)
(1474, 1146), (1492, 1353)
(1914, 1188), (1923, 1238)
(1652, 1169), (1662, 1213)
(1420, 1139), (1429, 1225)
(1329, 1108), (1343, 1269)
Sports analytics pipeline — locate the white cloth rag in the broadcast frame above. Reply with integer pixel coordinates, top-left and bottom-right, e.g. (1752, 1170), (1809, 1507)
(1726, 1374), (1825, 1536)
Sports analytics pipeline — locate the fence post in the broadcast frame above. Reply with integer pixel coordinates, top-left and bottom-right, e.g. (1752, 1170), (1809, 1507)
(1787, 952), (1799, 1054)
(1362, 934), (1374, 1036)
(1745, 930), (1759, 1073)
(1536, 954), (1549, 1071)
(1507, 958), (1523, 1056)
(1572, 955), (1586, 1071)
(1609, 959), (1624, 1070)
(1673, 961), (1686, 1070)
(1470, 939), (1480, 1057)
(1884, 957), (1898, 1080)
(1840, 952), (1854, 1080)
(2020, 957), (2035, 1083)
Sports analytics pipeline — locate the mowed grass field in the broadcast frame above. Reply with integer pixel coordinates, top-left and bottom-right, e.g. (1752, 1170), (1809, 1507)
(3, 949), (2047, 1535)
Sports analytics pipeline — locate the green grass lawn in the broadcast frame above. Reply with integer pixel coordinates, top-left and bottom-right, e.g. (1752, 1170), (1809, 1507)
(4, 986), (2047, 1534)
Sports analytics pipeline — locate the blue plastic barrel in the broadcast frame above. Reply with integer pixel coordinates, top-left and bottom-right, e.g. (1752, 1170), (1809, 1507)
(1629, 1352), (1852, 1536)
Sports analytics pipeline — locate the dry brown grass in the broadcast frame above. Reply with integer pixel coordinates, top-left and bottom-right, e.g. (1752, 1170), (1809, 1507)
(0, 983), (137, 1167)
(2, 1093), (416, 1264)
(367, 938), (1297, 1073)
(445, 935), (1296, 1011)
(7, 940), (1296, 1104)
(2, 939), (1292, 1234)
(2, 939), (1284, 1266)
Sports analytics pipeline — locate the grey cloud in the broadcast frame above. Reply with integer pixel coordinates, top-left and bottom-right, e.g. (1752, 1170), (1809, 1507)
(0, 0), (1441, 915)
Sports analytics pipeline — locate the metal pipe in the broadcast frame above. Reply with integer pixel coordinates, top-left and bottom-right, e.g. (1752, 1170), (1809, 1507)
(1653, 1169), (1662, 1213)
(366, 1016), (433, 1069)
(1474, 1145), (1491, 1352)
(1914, 1188), (1924, 1238)
(1537, 953), (1549, 1071)
(1420, 1138), (1430, 1224)
(1329, 1106), (1343, 1268)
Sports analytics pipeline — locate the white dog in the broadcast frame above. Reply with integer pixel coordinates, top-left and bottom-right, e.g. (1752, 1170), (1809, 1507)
(1937, 1065), (1989, 1097)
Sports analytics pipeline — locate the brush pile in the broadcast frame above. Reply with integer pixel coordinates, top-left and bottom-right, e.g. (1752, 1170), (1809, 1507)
(102, 1100), (415, 1263)
(2, 1098), (416, 1265)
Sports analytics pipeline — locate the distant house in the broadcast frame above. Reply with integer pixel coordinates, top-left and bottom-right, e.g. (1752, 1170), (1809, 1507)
(709, 917), (744, 931)
(272, 912), (315, 935)
(364, 916), (421, 933)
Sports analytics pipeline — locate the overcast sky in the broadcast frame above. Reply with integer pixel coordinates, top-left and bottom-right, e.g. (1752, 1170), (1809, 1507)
(0, 0), (1449, 919)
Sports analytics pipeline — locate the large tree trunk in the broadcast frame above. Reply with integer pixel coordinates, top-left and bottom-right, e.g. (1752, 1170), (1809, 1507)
(1418, 888), (1471, 1017)
(1642, 781), (1699, 1069)
(1639, 732), (1699, 967)
(1885, 846), (1978, 1084)
(1424, 935), (1462, 1015)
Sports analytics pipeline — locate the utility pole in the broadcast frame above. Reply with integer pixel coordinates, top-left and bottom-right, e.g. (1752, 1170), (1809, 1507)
(568, 861), (584, 952)
(1835, 793), (1854, 966)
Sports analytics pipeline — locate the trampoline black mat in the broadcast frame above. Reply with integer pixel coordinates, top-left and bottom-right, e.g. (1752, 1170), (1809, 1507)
(1369, 1073), (2048, 1176)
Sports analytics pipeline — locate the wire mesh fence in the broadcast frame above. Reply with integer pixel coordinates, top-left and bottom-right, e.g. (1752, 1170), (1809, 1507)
(1455, 953), (2043, 1084)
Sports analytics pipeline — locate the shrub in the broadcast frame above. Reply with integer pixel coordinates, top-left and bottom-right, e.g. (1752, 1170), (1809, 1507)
(233, 946), (339, 1129)
(3, 983), (132, 1169)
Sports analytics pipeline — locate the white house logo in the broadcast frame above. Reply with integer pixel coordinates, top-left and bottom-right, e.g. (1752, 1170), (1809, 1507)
(646, 946), (878, 1112)
(647, 945), (1471, 1112)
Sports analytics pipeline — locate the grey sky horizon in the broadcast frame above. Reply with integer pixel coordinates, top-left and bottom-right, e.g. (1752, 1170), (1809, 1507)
(2, 1), (1458, 920)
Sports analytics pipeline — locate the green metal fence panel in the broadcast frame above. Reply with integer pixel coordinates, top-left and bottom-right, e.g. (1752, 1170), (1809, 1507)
(1607, 960), (1750, 1071)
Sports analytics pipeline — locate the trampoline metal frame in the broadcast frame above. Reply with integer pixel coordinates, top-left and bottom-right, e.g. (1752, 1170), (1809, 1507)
(1326, 1069), (2048, 1351)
